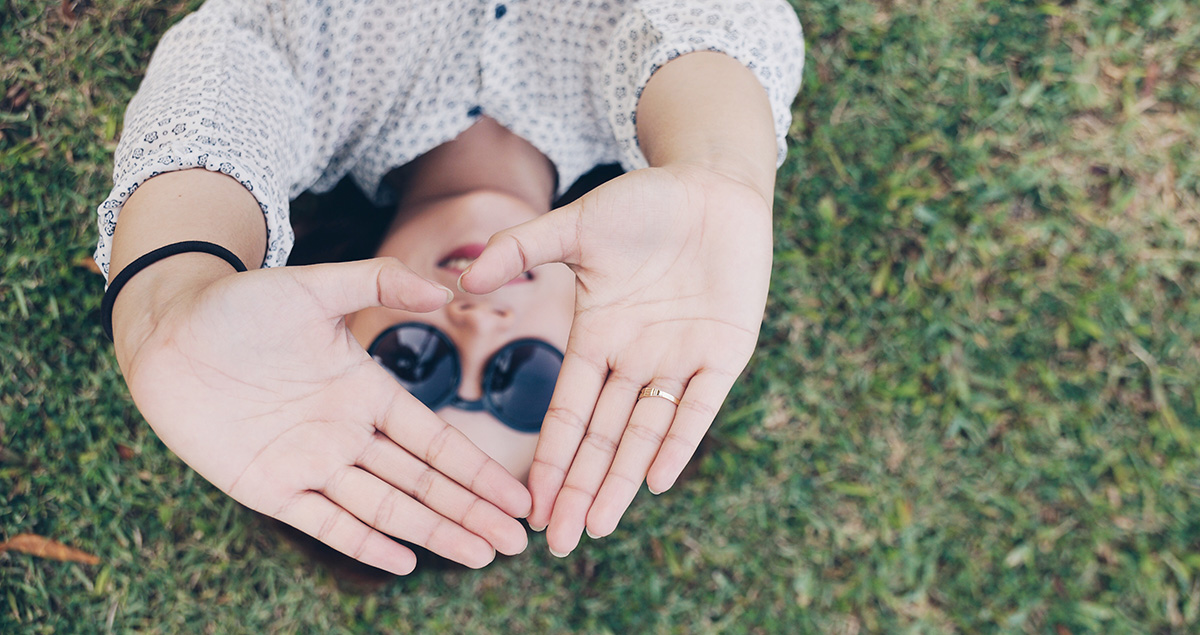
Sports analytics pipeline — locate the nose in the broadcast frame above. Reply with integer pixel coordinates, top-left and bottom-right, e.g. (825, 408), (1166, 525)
(443, 297), (514, 401)
(443, 296), (515, 335)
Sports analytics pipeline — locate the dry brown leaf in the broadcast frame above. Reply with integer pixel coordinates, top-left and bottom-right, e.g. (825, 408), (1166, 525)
(1, 83), (29, 112)
(0, 533), (100, 565)
(60, 0), (78, 22)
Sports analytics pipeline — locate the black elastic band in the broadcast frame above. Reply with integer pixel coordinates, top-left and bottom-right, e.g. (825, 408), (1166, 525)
(102, 240), (248, 341)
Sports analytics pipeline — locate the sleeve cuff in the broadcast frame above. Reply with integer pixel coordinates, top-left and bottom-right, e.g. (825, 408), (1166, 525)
(600, 0), (805, 172)
(93, 148), (292, 283)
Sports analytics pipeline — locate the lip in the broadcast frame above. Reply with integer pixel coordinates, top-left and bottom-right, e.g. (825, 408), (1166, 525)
(437, 243), (488, 273)
(436, 242), (533, 285)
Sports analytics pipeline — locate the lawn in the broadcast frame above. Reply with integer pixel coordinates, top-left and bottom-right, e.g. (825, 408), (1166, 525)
(2, 0), (1198, 632)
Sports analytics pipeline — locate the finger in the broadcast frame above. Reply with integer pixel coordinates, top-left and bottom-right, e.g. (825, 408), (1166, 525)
(373, 383), (532, 519)
(274, 491), (417, 576)
(358, 432), (528, 556)
(544, 373), (642, 557)
(526, 349), (607, 531)
(586, 377), (688, 539)
(290, 257), (453, 317)
(324, 466), (497, 569)
(645, 370), (739, 494)
(459, 203), (581, 294)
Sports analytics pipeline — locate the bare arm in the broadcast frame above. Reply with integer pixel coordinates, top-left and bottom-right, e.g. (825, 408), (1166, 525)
(108, 169), (266, 370)
(635, 50), (779, 201)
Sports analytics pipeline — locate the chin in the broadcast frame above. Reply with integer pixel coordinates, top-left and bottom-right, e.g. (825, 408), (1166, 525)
(438, 408), (538, 481)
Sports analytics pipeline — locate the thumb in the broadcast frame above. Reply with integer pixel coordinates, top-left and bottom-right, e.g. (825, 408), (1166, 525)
(287, 257), (453, 317)
(459, 204), (582, 295)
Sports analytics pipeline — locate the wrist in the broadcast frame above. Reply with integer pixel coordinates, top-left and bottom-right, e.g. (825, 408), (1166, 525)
(634, 51), (778, 202)
(658, 153), (776, 204)
(111, 254), (241, 371)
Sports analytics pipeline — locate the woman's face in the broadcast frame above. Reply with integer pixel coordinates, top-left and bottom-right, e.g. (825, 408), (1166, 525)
(347, 190), (575, 481)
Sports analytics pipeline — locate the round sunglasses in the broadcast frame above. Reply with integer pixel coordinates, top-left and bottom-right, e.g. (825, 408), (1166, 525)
(367, 322), (563, 433)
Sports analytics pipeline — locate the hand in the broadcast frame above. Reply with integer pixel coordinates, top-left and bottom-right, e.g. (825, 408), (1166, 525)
(459, 162), (773, 556)
(114, 257), (532, 574)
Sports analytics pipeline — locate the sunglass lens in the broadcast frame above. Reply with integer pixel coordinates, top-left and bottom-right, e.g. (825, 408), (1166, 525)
(485, 342), (563, 432)
(372, 325), (458, 408)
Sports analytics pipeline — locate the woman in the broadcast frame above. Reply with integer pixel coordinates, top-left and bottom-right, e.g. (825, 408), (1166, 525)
(98, 0), (804, 575)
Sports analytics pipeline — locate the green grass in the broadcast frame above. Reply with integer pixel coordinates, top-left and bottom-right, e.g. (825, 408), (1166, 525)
(2, 0), (1199, 632)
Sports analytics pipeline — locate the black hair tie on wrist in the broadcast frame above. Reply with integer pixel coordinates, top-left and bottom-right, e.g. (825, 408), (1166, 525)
(101, 240), (248, 342)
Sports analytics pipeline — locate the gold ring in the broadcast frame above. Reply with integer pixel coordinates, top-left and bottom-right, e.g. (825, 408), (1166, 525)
(638, 386), (680, 405)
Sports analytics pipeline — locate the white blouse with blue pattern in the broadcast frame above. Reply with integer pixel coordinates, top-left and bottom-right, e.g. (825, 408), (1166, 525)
(94, 0), (805, 279)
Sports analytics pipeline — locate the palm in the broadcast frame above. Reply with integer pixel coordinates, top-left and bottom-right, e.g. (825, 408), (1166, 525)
(462, 163), (774, 556)
(118, 260), (531, 573)
(125, 271), (377, 501)
(562, 167), (770, 408)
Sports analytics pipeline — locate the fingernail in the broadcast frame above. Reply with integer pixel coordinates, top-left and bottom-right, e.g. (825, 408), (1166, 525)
(549, 547), (570, 558)
(528, 523), (546, 532)
(435, 284), (454, 303)
(585, 527), (600, 540)
(456, 270), (468, 294)
(648, 485), (666, 495)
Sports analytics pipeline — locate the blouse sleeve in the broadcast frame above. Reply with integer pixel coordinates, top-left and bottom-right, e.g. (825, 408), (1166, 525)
(597, 0), (805, 173)
(93, 1), (316, 280)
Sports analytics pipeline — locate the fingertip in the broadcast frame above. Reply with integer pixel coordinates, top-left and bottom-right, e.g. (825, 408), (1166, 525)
(546, 529), (578, 558)
(458, 238), (525, 295)
(417, 280), (451, 307)
(495, 514), (532, 556)
(526, 502), (552, 532)
(584, 510), (618, 540)
(480, 464), (532, 519)
(526, 470), (563, 528)
(458, 262), (500, 296)
(464, 544), (498, 570)
(417, 273), (454, 307)
(508, 527), (530, 556)
(645, 473), (674, 495)
(485, 516), (530, 557)
(546, 517), (584, 560)
(379, 546), (418, 576)
(646, 459), (682, 495)
(506, 486), (533, 520)
(374, 258), (452, 312)
(394, 559), (418, 577)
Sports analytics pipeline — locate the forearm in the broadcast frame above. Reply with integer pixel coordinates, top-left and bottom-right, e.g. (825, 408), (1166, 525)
(635, 51), (779, 201)
(108, 169), (266, 368)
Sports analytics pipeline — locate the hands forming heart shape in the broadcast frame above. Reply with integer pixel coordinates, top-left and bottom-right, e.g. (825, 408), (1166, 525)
(116, 162), (772, 572)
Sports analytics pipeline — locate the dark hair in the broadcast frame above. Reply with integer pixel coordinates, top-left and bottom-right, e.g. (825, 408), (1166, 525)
(287, 163), (623, 266)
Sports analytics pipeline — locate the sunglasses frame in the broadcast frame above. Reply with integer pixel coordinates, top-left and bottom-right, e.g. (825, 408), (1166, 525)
(366, 322), (563, 432)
